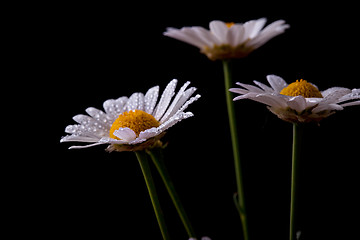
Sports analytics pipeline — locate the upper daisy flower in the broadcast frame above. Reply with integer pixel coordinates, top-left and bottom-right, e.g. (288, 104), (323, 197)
(61, 79), (200, 152)
(164, 18), (289, 61)
(229, 75), (360, 123)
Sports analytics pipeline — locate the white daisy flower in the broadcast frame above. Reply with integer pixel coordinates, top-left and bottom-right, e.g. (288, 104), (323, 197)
(164, 18), (289, 61)
(61, 79), (201, 152)
(229, 75), (360, 123)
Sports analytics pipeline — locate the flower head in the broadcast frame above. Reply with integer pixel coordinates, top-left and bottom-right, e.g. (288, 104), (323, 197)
(61, 79), (201, 152)
(164, 18), (289, 61)
(230, 75), (360, 123)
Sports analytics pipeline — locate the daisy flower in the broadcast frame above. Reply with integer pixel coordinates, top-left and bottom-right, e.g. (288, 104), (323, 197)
(61, 79), (200, 152)
(230, 75), (360, 123)
(164, 18), (289, 60)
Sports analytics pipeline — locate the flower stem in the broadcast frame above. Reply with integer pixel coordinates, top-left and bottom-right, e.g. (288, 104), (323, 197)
(222, 59), (249, 240)
(135, 151), (170, 240)
(290, 124), (302, 240)
(147, 148), (196, 239)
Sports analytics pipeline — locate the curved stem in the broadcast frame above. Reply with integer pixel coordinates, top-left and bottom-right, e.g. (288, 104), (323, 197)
(135, 151), (170, 240)
(222, 59), (249, 240)
(147, 148), (196, 239)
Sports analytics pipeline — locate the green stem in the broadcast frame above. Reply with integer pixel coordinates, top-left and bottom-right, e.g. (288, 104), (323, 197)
(222, 59), (249, 240)
(290, 124), (302, 240)
(147, 148), (196, 239)
(135, 151), (170, 240)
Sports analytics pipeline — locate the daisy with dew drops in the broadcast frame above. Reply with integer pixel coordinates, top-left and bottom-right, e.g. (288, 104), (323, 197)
(61, 79), (200, 240)
(164, 18), (289, 61)
(165, 18), (289, 240)
(229, 75), (360, 123)
(61, 79), (200, 151)
(230, 74), (359, 240)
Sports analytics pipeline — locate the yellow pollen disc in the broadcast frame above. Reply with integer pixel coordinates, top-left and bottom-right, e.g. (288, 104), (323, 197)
(109, 110), (160, 140)
(226, 22), (235, 28)
(280, 79), (323, 98)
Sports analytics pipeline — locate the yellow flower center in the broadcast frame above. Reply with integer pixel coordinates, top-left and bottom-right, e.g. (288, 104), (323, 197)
(109, 110), (160, 140)
(226, 22), (235, 28)
(280, 79), (323, 98)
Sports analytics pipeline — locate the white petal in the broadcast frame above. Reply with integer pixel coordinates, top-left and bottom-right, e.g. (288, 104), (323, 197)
(71, 115), (108, 137)
(192, 26), (221, 46)
(160, 81), (196, 123)
(246, 20), (289, 48)
(312, 103), (343, 113)
(233, 92), (258, 101)
(125, 92), (144, 111)
(209, 20), (228, 43)
(99, 137), (128, 145)
(60, 135), (99, 143)
(305, 98), (323, 108)
(228, 25), (246, 46)
(287, 96), (306, 112)
(86, 107), (113, 129)
(253, 80), (274, 93)
(72, 114), (93, 124)
(235, 82), (264, 93)
(234, 92), (286, 108)
(103, 96), (128, 117)
(138, 127), (159, 140)
(266, 75), (288, 93)
(252, 93), (287, 108)
(68, 142), (107, 149)
(243, 18), (267, 39)
(129, 138), (147, 145)
(173, 94), (201, 115)
(164, 27), (209, 48)
(340, 100), (360, 107)
(229, 87), (249, 95)
(337, 88), (360, 103)
(158, 111), (194, 132)
(164, 27), (200, 47)
(144, 86), (159, 115)
(113, 128), (137, 142)
(261, 20), (289, 33)
(321, 87), (351, 102)
(153, 79), (177, 120)
(64, 124), (106, 139)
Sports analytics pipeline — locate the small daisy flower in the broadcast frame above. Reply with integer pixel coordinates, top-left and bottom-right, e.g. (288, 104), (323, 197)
(230, 75), (360, 123)
(61, 79), (201, 152)
(164, 18), (289, 61)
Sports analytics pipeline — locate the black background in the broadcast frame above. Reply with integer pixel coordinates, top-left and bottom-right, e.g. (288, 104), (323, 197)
(9, 1), (360, 239)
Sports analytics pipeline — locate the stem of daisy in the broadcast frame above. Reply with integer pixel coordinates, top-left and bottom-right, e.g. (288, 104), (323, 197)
(135, 151), (171, 240)
(147, 148), (196, 239)
(290, 124), (302, 240)
(222, 59), (249, 240)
